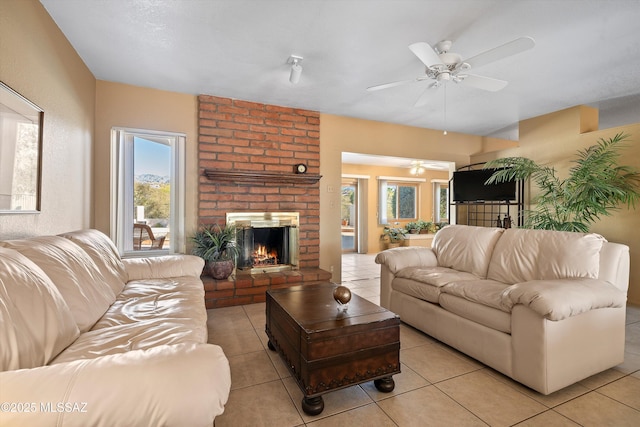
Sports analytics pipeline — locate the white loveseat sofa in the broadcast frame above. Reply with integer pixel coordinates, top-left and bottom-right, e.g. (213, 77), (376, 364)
(0, 229), (230, 427)
(376, 225), (629, 395)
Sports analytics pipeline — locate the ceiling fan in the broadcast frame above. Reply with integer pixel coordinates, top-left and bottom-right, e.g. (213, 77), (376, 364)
(367, 37), (535, 107)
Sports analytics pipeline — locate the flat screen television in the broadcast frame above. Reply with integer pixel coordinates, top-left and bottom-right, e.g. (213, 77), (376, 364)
(453, 169), (516, 202)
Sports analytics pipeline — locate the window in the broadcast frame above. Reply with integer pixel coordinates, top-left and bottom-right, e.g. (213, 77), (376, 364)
(341, 180), (357, 252)
(433, 180), (450, 223)
(378, 178), (420, 223)
(111, 128), (185, 256)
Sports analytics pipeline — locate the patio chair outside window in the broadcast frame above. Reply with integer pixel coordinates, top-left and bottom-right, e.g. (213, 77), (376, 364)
(133, 223), (166, 250)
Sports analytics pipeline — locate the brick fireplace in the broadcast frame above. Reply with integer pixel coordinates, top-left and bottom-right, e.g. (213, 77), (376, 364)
(198, 95), (330, 308)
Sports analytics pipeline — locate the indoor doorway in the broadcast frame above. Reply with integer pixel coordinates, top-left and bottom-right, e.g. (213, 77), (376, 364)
(341, 180), (357, 252)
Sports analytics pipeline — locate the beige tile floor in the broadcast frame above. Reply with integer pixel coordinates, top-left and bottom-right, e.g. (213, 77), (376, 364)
(210, 253), (640, 426)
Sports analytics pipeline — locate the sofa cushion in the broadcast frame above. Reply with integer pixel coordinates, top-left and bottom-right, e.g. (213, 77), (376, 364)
(51, 317), (208, 364)
(501, 278), (626, 320)
(441, 279), (511, 312)
(392, 278), (442, 303)
(487, 228), (606, 284)
(92, 276), (206, 330)
(396, 266), (479, 287)
(0, 247), (79, 371)
(0, 236), (116, 332)
(393, 267), (480, 304)
(432, 225), (504, 278)
(439, 293), (512, 334)
(52, 275), (208, 363)
(60, 229), (128, 294)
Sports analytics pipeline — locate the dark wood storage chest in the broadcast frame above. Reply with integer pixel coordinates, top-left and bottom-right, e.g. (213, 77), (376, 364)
(266, 283), (400, 414)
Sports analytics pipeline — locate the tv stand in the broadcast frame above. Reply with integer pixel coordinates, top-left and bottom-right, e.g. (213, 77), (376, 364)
(453, 200), (523, 228)
(450, 163), (524, 228)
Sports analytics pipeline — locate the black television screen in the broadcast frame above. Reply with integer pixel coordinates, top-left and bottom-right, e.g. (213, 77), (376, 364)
(453, 169), (516, 202)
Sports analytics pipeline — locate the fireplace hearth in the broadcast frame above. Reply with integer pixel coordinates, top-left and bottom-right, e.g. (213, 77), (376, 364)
(227, 212), (299, 274)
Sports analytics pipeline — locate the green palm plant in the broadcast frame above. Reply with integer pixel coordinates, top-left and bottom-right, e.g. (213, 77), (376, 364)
(191, 223), (239, 262)
(484, 132), (640, 232)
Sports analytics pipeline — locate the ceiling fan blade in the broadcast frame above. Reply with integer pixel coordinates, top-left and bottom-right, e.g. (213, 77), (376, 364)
(408, 42), (442, 67)
(464, 36), (535, 69)
(459, 74), (508, 91)
(367, 78), (421, 91)
(414, 82), (439, 107)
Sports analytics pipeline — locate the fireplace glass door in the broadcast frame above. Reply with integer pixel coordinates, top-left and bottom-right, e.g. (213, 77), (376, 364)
(226, 212), (299, 273)
(236, 226), (292, 270)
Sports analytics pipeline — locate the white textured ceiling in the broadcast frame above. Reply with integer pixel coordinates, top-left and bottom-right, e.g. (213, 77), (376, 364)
(40, 0), (640, 140)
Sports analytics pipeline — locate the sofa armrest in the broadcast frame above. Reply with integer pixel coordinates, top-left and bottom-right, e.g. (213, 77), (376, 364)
(0, 343), (230, 427)
(502, 278), (627, 321)
(123, 254), (204, 280)
(375, 247), (437, 309)
(375, 247), (437, 274)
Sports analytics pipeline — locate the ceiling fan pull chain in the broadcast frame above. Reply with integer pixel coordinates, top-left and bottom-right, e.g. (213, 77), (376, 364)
(443, 84), (448, 135)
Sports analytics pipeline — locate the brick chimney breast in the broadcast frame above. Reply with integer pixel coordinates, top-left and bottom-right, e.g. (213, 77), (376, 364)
(198, 95), (326, 308)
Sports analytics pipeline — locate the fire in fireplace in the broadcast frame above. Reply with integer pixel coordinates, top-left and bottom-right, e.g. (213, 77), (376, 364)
(226, 212), (299, 274)
(253, 244), (278, 267)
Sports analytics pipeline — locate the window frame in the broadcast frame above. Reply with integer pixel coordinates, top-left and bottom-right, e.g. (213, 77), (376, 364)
(378, 176), (424, 224)
(110, 127), (186, 257)
(432, 179), (450, 223)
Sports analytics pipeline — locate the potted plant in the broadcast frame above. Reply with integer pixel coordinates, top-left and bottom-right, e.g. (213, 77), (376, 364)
(416, 219), (437, 234)
(405, 221), (420, 234)
(381, 226), (406, 249)
(484, 132), (640, 232)
(191, 223), (239, 279)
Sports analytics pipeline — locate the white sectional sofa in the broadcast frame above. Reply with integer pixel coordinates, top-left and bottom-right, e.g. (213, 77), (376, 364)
(0, 229), (230, 427)
(376, 224), (629, 395)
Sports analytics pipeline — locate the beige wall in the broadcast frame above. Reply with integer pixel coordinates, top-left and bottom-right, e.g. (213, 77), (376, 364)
(94, 81), (199, 246)
(320, 114), (514, 281)
(0, 0), (95, 239)
(472, 106), (640, 304)
(342, 163), (449, 253)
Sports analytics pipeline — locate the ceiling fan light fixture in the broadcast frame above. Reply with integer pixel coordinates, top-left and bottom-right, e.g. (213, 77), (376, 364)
(288, 55), (303, 84)
(437, 72), (450, 82)
(438, 52), (461, 66)
(435, 40), (452, 53)
(410, 161), (426, 175)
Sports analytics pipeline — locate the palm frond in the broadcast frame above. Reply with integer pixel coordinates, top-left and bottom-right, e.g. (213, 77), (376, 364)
(484, 157), (540, 183)
(483, 133), (639, 232)
(191, 223), (239, 261)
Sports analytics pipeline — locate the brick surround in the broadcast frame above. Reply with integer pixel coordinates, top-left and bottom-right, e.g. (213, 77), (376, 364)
(198, 95), (327, 308)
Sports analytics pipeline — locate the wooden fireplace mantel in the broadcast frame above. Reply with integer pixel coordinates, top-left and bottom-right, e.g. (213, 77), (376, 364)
(204, 169), (322, 185)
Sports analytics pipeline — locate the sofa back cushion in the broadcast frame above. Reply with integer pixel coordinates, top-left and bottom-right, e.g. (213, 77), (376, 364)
(487, 228), (606, 284)
(432, 225), (505, 278)
(0, 247), (80, 371)
(60, 229), (128, 294)
(0, 236), (116, 332)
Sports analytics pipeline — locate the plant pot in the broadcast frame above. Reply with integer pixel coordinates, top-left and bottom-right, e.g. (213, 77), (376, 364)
(387, 242), (401, 249)
(207, 259), (234, 280)
(409, 229), (418, 234)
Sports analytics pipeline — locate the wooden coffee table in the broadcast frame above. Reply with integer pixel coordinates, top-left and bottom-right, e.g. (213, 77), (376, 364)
(265, 282), (400, 415)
